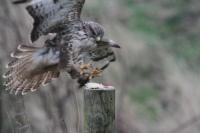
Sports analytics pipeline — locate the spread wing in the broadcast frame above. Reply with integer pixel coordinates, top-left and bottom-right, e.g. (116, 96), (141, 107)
(3, 44), (61, 95)
(24, 0), (85, 42)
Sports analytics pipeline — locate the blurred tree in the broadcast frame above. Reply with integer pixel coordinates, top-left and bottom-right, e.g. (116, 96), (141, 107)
(0, 0), (33, 133)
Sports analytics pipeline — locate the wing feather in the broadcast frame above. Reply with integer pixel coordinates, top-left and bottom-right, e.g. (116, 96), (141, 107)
(3, 45), (61, 95)
(25, 0), (85, 42)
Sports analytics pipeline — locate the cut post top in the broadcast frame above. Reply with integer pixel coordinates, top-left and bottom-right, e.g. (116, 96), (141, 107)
(84, 82), (115, 90)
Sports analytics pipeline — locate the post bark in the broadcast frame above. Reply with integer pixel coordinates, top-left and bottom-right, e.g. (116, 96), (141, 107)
(84, 83), (115, 133)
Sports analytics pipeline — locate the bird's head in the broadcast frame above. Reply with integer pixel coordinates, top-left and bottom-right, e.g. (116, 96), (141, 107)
(84, 21), (120, 48)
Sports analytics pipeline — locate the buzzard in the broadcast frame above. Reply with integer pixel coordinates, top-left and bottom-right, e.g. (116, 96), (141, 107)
(3, 0), (120, 95)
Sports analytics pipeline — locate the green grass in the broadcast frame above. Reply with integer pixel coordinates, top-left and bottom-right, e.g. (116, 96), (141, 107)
(128, 84), (160, 121)
(121, 0), (200, 72)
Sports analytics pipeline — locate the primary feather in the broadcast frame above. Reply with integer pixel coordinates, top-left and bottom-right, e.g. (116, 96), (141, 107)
(3, 45), (60, 95)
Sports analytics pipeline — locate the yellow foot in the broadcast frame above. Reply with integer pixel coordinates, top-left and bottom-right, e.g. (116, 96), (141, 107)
(80, 63), (92, 75)
(89, 68), (103, 80)
(79, 64), (103, 80)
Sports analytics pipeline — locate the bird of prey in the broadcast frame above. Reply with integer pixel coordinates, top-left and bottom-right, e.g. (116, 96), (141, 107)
(3, 0), (120, 95)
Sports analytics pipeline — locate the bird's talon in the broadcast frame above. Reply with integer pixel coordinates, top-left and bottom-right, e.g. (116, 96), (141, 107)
(79, 65), (102, 79)
(80, 71), (84, 75)
(90, 68), (102, 78)
(80, 63), (91, 69)
(89, 75), (93, 80)
(79, 63), (93, 75)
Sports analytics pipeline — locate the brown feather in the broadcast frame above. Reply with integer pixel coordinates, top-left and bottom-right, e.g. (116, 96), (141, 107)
(3, 45), (60, 95)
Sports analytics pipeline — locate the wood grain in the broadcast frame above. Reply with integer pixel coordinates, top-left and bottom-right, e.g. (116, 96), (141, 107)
(84, 85), (115, 133)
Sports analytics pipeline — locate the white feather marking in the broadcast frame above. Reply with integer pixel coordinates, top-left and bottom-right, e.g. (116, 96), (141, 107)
(6, 62), (18, 68)
(22, 81), (33, 95)
(17, 45), (23, 50)
(10, 53), (15, 58)
(5, 64), (9, 68)
(15, 89), (20, 95)
(6, 64), (13, 68)
(31, 88), (37, 92)
(9, 87), (15, 94)
(22, 91), (27, 95)
(5, 87), (10, 91)
(2, 72), (11, 78)
(9, 81), (19, 94)
(4, 82), (10, 88)
(42, 72), (50, 86)
(17, 45), (34, 52)
(2, 74), (7, 79)
(30, 0), (43, 5)
(30, 81), (38, 92)
(10, 52), (27, 59)
(15, 80), (27, 95)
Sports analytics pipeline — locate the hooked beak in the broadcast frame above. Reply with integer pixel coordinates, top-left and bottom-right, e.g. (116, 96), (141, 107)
(100, 38), (121, 48)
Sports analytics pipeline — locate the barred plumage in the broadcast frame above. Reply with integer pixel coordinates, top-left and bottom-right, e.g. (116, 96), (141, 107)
(3, 44), (60, 95)
(3, 0), (120, 95)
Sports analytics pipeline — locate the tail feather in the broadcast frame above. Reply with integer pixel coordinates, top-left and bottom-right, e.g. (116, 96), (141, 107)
(22, 79), (37, 95)
(14, 79), (28, 95)
(31, 75), (44, 92)
(6, 46), (35, 68)
(52, 70), (60, 79)
(3, 44), (60, 95)
(17, 45), (38, 52)
(4, 78), (13, 88)
(10, 45), (36, 58)
(12, 59), (32, 78)
(4, 59), (30, 79)
(3, 69), (13, 78)
(28, 73), (47, 93)
(23, 77), (38, 93)
(42, 71), (52, 86)
(9, 80), (21, 94)
(6, 59), (20, 68)
(10, 50), (32, 59)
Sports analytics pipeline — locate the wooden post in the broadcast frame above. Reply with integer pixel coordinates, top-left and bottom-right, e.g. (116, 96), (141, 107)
(84, 83), (115, 133)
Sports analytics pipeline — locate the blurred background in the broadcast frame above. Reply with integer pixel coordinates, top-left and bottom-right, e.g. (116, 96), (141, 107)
(1, 0), (200, 133)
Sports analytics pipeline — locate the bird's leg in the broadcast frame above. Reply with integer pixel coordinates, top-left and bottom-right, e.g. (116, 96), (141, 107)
(80, 63), (91, 69)
(89, 68), (103, 80)
(79, 64), (103, 80)
(80, 63), (92, 75)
